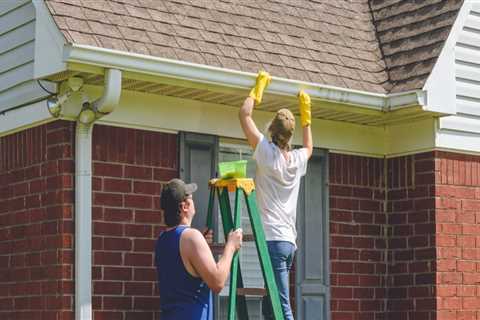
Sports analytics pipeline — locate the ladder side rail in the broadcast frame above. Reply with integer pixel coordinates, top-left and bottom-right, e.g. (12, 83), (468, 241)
(244, 190), (285, 320)
(227, 187), (242, 320)
(217, 187), (249, 320)
(206, 187), (215, 230)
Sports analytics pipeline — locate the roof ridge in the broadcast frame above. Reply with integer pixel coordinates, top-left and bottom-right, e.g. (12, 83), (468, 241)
(367, 0), (391, 92)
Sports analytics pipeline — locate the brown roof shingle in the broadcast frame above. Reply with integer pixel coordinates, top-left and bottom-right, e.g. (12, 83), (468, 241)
(45, 0), (462, 94)
(371, 0), (463, 92)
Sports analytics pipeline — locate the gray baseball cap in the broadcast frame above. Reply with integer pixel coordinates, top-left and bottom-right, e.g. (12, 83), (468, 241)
(160, 178), (197, 210)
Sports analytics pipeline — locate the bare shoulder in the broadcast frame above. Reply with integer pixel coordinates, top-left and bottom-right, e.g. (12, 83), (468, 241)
(180, 228), (209, 259)
(179, 228), (209, 278)
(181, 228), (206, 247)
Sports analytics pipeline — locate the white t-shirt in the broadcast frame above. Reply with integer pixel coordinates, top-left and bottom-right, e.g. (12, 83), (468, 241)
(253, 134), (308, 247)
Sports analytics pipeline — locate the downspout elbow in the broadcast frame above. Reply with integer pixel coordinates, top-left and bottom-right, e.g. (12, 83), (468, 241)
(78, 69), (122, 124)
(93, 68), (122, 115)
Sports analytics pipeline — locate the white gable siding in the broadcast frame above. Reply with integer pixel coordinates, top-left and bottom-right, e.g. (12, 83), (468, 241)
(0, 0), (57, 113)
(437, 3), (480, 154)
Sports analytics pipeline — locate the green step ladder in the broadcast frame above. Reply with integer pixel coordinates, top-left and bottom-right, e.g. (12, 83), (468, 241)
(206, 178), (285, 320)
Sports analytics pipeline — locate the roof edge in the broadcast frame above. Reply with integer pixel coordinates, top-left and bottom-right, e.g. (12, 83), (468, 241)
(64, 43), (426, 112)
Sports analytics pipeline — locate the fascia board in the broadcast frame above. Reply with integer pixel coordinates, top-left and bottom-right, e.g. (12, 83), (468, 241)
(385, 118), (436, 157)
(64, 44), (425, 112)
(0, 100), (55, 137)
(32, 0), (67, 78)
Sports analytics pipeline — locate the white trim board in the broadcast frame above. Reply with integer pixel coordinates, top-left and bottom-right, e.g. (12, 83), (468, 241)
(32, 0), (66, 78)
(83, 85), (443, 158)
(0, 96), (459, 159)
(433, 2), (480, 154)
(0, 99), (55, 137)
(84, 85), (387, 157)
(422, 1), (473, 114)
(437, 127), (480, 155)
(89, 86), (439, 158)
(0, 79), (55, 112)
(385, 118), (437, 157)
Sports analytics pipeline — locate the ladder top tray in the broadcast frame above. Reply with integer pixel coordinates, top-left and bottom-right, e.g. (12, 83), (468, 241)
(209, 178), (255, 194)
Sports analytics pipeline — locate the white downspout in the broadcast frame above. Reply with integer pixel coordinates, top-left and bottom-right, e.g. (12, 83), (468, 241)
(75, 69), (122, 320)
(75, 122), (93, 320)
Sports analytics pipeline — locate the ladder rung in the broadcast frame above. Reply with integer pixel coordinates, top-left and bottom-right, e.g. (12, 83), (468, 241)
(237, 288), (267, 296)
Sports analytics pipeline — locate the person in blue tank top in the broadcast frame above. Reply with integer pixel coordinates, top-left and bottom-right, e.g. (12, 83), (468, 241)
(155, 178), (243, 320)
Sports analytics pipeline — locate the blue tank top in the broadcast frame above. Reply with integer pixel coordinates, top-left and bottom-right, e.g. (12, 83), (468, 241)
(155, 225), (212, 320)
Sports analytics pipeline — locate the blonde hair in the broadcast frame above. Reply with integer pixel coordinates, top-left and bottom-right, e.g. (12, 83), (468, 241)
(268, 108), (295, 151)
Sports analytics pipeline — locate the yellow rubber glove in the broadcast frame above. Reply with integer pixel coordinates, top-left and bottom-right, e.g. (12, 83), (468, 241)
(298, 90), (311, 127)
(249, 71), (272, 106)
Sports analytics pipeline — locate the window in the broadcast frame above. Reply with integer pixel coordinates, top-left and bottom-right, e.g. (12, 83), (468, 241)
(180, 132), (329, 319)
(216, 141), (264, 319)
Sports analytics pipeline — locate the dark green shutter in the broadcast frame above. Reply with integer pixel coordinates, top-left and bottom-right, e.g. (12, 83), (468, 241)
(296, 149), (330, 320)
(179, 132), (219, 230)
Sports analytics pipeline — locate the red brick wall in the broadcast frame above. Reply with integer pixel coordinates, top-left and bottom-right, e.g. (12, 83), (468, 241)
(91, 125), (177, 320)
(329, 153), (387, 320)
(435, 152), (480, 320)
(3, 121), (479, 320)
(386, 153), (436, 320)
(329, 153), (438, 320)
(0, 121), (75, 320)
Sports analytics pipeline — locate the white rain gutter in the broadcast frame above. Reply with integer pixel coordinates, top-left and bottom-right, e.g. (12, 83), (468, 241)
(64, 44), (426, 111)
(75, 69), (122, 320)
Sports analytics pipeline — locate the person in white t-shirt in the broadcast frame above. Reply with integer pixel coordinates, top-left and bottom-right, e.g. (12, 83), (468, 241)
(238, 71), (313, 320)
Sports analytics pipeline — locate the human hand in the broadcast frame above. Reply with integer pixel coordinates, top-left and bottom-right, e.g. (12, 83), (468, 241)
(249, 71), (271, 106)
(226, 228), (243, 251)
(298, 90), (311, 127)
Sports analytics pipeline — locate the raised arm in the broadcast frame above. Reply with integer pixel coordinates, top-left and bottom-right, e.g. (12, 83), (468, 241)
(181, 228), (243, 294)
(239, 97), (262, 149)
(298, 90), (313, 159)
(239, 71), (272, 149)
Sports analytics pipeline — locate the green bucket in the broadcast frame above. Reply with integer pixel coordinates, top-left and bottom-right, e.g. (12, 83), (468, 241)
(218, 160), (248, 179)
